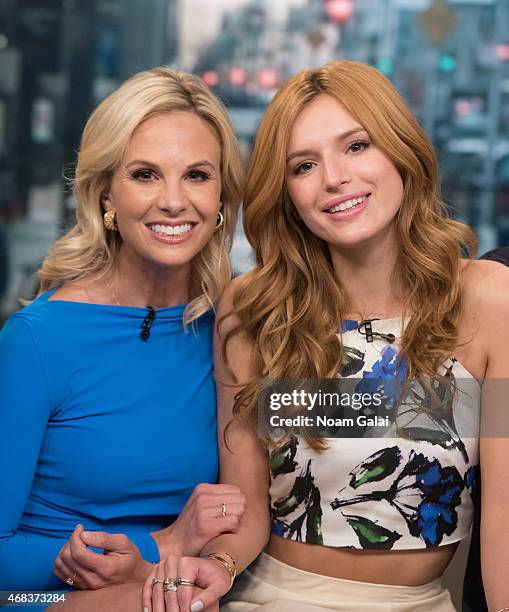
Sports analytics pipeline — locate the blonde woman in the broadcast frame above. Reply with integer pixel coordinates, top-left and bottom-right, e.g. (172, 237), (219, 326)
(0, 67), (246, 594)
(143, 61), (509, 612)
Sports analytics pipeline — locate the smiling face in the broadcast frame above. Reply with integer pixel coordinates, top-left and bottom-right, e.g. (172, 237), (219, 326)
(103, 111), (222, 274)
(285, 94), (404, 253)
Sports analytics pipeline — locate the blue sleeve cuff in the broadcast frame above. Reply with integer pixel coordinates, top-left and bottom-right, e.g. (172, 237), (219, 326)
(128, 531), (160, 564)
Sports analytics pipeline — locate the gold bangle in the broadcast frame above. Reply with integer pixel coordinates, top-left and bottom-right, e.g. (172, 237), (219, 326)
(202, 553), (236, 587)
(209, 551), (236, 569)
(201, 551), (237, 569)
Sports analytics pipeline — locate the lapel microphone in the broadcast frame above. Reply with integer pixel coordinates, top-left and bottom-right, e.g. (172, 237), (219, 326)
(140, 306), (156, 341)
(358, 319), (396, 344)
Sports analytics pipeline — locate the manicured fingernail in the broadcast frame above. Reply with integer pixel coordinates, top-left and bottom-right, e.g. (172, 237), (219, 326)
(191, 602), (204, 612)
(143, 608), (149, 612)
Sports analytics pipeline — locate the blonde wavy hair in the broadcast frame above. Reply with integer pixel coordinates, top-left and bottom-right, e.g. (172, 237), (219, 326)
(38, 66), (243, 324)
(226, 60), (476, 448)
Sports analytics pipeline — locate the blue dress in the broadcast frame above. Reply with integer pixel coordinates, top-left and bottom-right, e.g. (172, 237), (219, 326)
(0, 289), (218, 590)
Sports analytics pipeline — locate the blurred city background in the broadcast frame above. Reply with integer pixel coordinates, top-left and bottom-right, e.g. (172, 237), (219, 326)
(1, 0), (509, 320)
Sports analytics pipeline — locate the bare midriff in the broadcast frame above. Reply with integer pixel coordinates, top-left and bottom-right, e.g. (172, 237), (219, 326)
(266, 534), (458, 586)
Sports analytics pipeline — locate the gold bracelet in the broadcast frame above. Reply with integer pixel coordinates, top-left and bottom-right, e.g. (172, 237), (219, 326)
(209, 550), (236, 569)
(201, 551), (237, 569)
(202, 552), (236, 587)
(496, 608), (509, 612)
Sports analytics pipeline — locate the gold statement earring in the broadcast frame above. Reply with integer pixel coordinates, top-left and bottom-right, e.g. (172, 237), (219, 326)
(214, 210), (224, 232)
(103, 210), (118, 231)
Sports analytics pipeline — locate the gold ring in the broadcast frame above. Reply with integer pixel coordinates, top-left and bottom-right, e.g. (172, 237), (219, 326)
(152, 578), (165, 585)
(163, 578), (177, 592)
(221, 502), (227, 517)
(176, 577), (195, 587)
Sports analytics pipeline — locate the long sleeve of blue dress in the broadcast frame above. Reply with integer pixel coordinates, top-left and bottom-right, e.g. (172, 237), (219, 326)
(0, 291), (218, 590)
(0, 317), (60, 588)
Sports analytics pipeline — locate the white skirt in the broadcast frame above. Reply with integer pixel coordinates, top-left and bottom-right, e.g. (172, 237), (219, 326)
(221, 553), (456, 611)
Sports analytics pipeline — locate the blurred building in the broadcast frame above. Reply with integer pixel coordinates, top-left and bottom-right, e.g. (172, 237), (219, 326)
(1, 0), (509, 318)
(0, 0), (177, 315)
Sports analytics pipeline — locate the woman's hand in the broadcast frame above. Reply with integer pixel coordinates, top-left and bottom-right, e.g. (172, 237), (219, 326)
(143, 554), (229, 612)
(53, 524), (153, 589)
(152, 484), (246, 558)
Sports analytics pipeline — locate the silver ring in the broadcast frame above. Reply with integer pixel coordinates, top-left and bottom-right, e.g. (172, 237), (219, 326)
(152, 578), (165, 585)
(221, 502), (227, 517)
(163, 578), (177, 592)
(176, 577), (195, 587)
(65, 571), (77, 586)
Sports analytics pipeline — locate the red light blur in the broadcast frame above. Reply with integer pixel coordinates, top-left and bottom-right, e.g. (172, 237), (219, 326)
(202, 70), (219, 87)
(257, 68), (278, 90)
(228, 67), (247, 86)
(455, 100), (471, 117)
(495, 44), (509, 62)
(326, 0), (354, 22)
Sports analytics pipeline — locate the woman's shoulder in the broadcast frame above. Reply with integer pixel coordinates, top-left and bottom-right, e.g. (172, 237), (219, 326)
(7, 288), (57, 323)
(214, 274), (256, 385)
(216, 273), (251, 318)
(461, 257), (509, 300)
(4, 279), (104, 339)
(460, 257), (509, 328)
(1, 290), (58, 351)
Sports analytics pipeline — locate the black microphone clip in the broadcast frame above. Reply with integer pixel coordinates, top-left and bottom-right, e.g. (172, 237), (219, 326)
(358, 319), (395, 344)
(140, 306), (156, 341)
(360, 319), (374, 342)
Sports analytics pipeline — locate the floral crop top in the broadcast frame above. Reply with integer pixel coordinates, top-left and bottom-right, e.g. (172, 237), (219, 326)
(269, 318), (480, 550)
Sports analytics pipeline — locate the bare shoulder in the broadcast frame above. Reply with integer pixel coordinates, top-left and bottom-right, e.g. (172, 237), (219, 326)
(460, 258), (509, 315)
(217, 274), (243, 310)
(216, 272), (252, 331)
(214, 273), (255, 385)
(460, 259), (509, 375)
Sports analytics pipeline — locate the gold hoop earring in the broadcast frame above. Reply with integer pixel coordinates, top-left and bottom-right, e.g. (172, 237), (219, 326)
(214, 210), (224, 232)
(103, 210), (118, 231)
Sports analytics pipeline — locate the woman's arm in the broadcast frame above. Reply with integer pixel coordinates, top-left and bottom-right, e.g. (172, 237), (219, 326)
(151, 483), (246, 559)
(52, 482), (246, 589)
(142, 280), (271, 611)
(475, 264), (509, 611)
(0, 316), (66, 589)
(200, 279), (271, 570)
(47, 581), (144, 612)
(1, 313), (188, 590)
